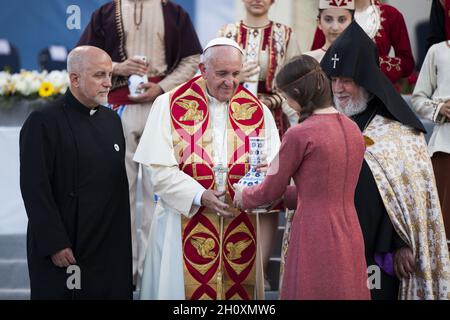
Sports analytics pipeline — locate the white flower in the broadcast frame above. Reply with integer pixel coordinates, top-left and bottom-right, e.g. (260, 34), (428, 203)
(0, 69), (68, 98)
(0, 72), (12, 95)
(46, 70), (69, 93)
(11, 72), (35, 96)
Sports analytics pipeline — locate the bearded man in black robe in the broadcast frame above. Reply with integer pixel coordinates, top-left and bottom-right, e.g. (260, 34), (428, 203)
(321, 22), (450, 300)
(20, 46), (132, 299)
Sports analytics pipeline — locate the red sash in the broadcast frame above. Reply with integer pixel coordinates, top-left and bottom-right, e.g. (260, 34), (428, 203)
(169, 76), (265, 300)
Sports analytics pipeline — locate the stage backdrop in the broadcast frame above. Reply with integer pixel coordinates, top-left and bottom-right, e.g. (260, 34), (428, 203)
(0, 0), (235, 71)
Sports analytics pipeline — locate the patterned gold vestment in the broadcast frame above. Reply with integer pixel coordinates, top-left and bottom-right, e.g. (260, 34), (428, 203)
(365, 115), (450, 300)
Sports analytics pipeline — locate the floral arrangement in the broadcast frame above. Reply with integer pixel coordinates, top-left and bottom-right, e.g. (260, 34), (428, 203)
(0, 70), (69, 101)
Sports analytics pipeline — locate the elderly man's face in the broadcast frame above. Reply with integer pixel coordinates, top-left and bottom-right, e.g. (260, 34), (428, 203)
(331, 77), (369, 116)
(72, 54), (112, 107)
(331, 77), (360, 107)
(199, 47), (242, 103)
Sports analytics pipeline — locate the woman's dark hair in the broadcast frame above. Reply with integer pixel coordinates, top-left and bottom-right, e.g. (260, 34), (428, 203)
(318, 8), (355, 20)
(275, 55), (332, 123)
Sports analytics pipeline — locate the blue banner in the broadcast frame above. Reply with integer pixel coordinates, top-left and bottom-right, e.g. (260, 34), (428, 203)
(0, 0), (197, 71)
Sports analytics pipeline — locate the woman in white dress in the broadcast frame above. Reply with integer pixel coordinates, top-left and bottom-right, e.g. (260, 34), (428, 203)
(411, 40), (450, 246)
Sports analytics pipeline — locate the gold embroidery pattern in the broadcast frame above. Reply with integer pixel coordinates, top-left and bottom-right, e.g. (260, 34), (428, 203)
(171, 86), (208, 136)
(190, 236), (216, 259)
(183, 222), (219, 276)
(223, 222), (256, 276)
(226, 239), (252, 261)
(365, 115), (450, 300)
(178, 99), (204, 122)
(231, 102), (258, 121)
(229, 90), (264, 134)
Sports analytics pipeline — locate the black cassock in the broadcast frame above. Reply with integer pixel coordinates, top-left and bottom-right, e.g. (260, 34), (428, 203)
(20, 90), (132, 299)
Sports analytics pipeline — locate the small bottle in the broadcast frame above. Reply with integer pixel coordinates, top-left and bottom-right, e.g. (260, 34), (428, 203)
(128, 55), (148, 97)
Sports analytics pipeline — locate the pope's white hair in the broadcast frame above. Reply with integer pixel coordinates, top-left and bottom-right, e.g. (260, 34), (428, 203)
(200, 45), (243, 67)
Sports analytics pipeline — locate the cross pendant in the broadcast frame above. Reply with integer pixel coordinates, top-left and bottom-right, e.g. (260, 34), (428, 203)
(332, 53), (340, 69)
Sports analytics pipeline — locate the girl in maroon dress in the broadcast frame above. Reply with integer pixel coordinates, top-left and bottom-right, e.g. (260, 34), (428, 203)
(234, 55), (371, 300)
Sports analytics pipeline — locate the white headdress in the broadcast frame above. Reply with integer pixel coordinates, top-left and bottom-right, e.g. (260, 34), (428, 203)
(203, 37), (244, 55)
(319, 0), (355, 10)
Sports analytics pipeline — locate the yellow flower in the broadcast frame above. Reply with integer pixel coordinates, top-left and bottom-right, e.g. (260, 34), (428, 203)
(38, 81), (55, 98)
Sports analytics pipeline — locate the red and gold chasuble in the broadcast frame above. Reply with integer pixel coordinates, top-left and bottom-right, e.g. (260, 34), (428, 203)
(169, 76), (265, 300)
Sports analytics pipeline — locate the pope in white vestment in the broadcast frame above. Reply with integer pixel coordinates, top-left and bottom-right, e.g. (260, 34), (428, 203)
(134, 38), (280, 300)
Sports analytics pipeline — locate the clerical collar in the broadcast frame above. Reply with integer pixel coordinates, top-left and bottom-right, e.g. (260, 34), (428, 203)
(206, 91), (228, 108)
(65, 89), (100, 116)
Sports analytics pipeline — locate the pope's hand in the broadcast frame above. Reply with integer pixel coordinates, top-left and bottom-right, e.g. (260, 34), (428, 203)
(128, 82), (163, 103)
(238, 61), (260, 83)
(393, 246), (415, 279)
(51, 248), (76, 268)
(113, 57), (148, 77)
(201, 190), (234, 218)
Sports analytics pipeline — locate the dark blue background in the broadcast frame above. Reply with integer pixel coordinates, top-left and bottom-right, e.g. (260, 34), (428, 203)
(0, 0), (195, 70)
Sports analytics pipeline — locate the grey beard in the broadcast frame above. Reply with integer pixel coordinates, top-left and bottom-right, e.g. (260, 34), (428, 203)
(334, 89), (371, 117)
(94, 95), (109, 107)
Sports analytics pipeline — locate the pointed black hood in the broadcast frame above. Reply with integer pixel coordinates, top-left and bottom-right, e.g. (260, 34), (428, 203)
(320, 21), (425, 132)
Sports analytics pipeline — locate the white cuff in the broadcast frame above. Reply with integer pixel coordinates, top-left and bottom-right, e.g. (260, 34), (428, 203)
(193, 189), (206, 207)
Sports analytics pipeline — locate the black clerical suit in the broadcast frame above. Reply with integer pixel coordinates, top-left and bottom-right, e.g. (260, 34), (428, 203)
(20, 90), (132, 299)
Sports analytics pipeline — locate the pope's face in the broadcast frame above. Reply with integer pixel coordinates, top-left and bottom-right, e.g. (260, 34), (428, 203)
(200, 47), (243, 103)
